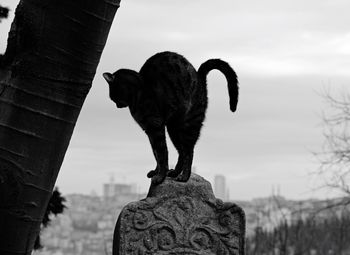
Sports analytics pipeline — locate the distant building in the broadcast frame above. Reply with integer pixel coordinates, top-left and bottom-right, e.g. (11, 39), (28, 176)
(103, 183), (133, 199)
(214, 175), (228, 200)
(103, 176), (134, 201)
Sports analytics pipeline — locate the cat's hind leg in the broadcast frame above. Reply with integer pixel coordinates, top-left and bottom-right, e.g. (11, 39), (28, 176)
(167, 125), (184, 178)
(175, 112), (205, 182)
(175, 150), (193, 182)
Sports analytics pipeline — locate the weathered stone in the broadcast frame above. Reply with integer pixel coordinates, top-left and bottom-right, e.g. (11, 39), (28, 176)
(113, 173), (245, 255)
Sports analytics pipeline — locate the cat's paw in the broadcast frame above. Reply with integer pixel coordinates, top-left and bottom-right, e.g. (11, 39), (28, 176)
(167, 169), (181, 178)
(151, 173), (167, 185)
(176, 172), (190, 182)
(147, 170), (157, 178)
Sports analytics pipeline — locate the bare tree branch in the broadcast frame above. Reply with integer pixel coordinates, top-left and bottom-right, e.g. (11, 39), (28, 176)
(315, 89), (350, 200)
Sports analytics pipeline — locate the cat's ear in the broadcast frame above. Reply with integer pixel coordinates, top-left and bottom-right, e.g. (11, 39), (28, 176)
(103, 72), (114, 83)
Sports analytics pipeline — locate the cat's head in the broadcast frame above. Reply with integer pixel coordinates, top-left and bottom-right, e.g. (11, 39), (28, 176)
(103, 69), (142, 108)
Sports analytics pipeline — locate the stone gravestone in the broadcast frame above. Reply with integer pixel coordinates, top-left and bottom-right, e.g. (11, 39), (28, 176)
(113, 173), (245, 254)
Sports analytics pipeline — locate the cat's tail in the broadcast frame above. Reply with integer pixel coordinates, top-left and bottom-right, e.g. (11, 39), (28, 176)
(198, 59), (239, 112)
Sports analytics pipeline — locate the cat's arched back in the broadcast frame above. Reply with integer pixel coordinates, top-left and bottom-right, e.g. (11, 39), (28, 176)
(103, 51), (239, 184)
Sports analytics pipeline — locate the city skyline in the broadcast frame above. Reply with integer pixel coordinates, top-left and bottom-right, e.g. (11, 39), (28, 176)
(34, 186), (348, 255)
(1, 0), (350, 200)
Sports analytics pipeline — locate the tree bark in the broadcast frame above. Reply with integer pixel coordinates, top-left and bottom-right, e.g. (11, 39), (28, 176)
(0, 0), (120, 254)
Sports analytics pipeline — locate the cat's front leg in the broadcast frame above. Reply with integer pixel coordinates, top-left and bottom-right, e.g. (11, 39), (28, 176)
(147, 138), (159, 178)
(147, 168), (157, 178)
(146, 126), (169, 185)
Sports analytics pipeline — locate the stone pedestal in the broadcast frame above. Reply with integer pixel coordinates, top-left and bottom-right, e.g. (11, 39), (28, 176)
(113, 173), (245, 254)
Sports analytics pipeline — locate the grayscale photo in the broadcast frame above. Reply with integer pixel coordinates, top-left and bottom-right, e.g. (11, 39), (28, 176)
(0, 0), (349, 254)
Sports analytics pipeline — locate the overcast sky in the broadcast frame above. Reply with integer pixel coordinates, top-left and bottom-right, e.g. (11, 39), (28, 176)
(1, 0), (350, 200)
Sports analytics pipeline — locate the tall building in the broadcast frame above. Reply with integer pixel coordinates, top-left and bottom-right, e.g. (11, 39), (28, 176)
(214, 174), (228, 200)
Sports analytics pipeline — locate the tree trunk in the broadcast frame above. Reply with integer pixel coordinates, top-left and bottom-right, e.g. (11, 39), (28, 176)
(0, 0), (120, 254)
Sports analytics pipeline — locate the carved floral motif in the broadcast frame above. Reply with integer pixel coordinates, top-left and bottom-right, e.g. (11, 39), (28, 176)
(116, 195), (245, 254)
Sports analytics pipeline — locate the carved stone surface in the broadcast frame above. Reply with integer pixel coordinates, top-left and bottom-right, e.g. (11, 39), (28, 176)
(113, 173), (245, 255)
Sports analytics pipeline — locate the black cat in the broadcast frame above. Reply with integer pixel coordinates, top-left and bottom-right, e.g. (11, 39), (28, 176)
(103, 51), (239, 185)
